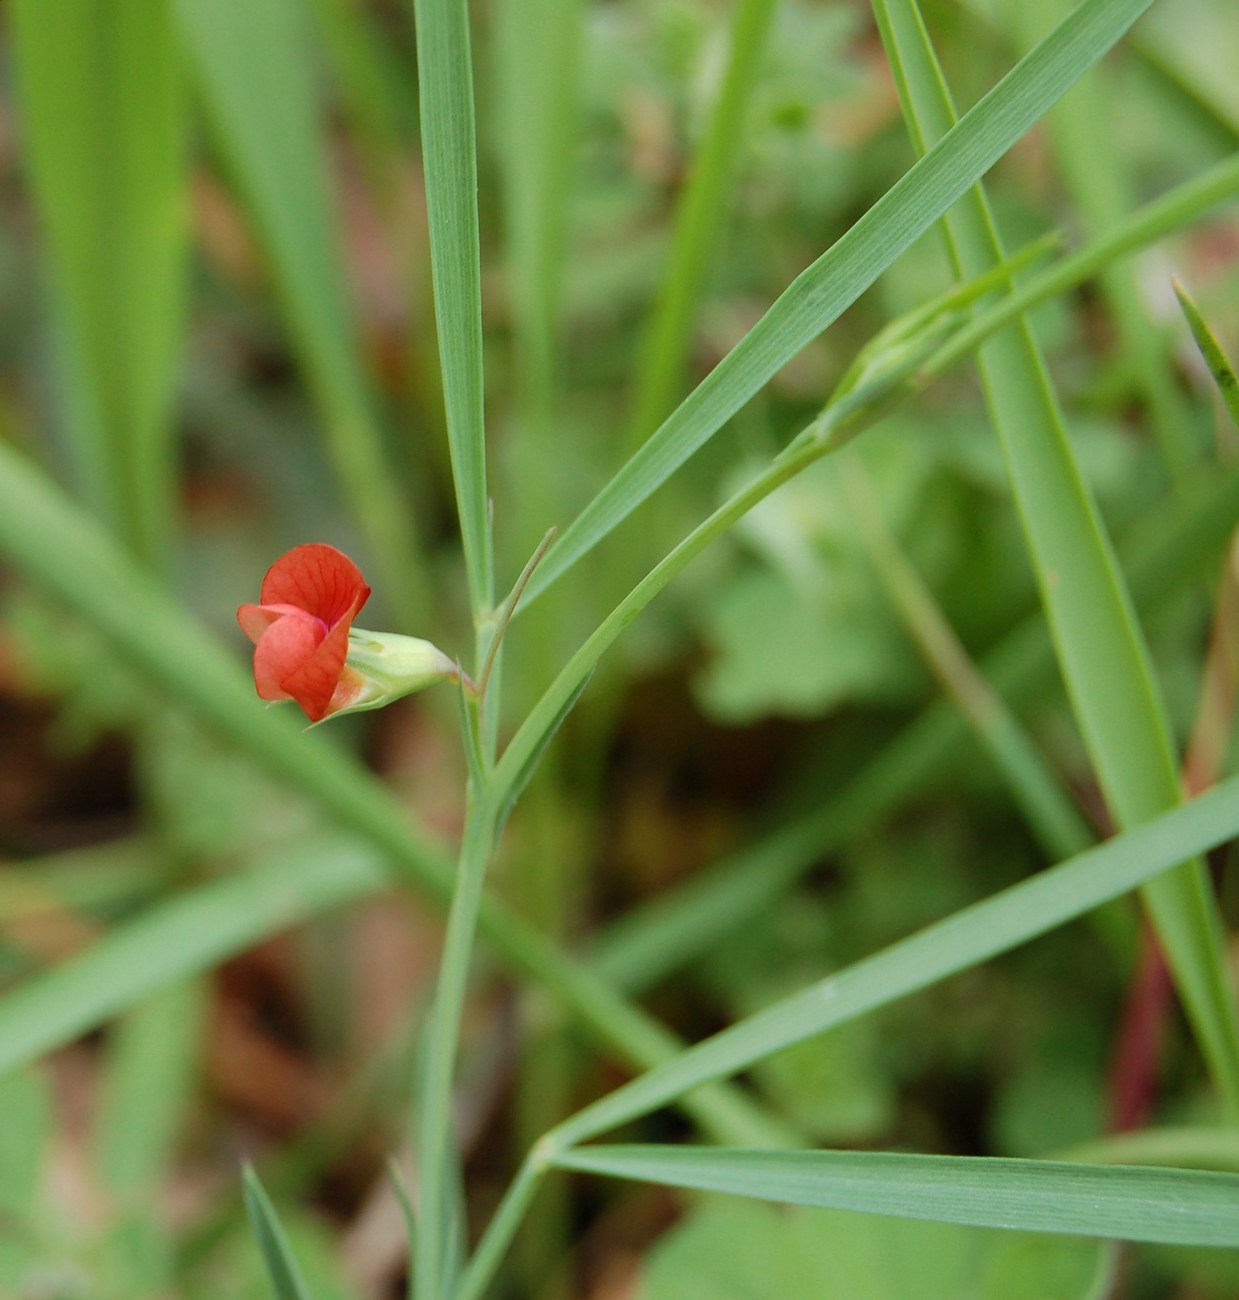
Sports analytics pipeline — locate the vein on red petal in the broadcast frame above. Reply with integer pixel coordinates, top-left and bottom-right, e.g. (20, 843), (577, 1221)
(261, 544), (370, 626)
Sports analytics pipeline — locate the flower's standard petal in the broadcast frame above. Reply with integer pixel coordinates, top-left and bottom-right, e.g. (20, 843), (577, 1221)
(237, 602), (309, 646)
(279, 590), (366, 721)
(251, 609), (325, 703)
(259, 544), (371, 627)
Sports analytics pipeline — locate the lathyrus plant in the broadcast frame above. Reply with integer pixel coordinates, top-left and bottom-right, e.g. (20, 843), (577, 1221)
(2, 0), (1239, 1297)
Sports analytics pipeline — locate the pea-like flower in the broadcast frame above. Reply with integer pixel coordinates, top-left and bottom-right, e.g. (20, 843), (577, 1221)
(238, 544), (460, 722)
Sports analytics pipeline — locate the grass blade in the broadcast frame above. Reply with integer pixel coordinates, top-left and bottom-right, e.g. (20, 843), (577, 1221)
(9, 0), (187, 566)
(175, 0), (426, 627)
(0, 836), (387, 1077)
(242, 1165), (315, 1300)
(550, 1146), (1239, 1249)
(412, 0), (492, 618)
(545, 772), (1239, 1148)
(522, 0), (1158, 604)
(874, 0), (1239, 1112)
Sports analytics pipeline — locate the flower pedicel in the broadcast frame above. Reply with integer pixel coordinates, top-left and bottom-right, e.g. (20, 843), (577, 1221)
(237, 543), (461, 722)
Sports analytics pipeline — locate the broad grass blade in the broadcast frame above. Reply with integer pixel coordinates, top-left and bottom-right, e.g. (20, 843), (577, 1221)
(551, 1146), (1239, 1249)
(9, 0), (187, 566)
(0, 837), (387, 1077)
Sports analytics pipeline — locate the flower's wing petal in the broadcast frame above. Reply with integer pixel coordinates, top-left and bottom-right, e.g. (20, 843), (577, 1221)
(251, 609), (324, 704)
(279, 596), (362, 721)
(259, 544), (370, 625)
(237, 602), (306, 646)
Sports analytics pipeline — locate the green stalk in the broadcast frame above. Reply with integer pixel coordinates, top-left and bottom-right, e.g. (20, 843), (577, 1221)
(415, 800), (499, 1298)
(874, 0), (1239, 1113)
(410, 0), (496, 1283)
(455, 1152), (546, 1300)
(491, 0), (580, 438)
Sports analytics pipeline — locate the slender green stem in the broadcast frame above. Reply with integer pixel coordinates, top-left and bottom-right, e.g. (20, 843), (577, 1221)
(454, 1150), (548, 1300)
(414, 796), (500, 1297)
(0, 440), (795, 1154)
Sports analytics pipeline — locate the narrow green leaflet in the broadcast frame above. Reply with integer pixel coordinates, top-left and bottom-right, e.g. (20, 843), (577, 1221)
(243, 1166), (315, 1300)
(1174, 279), (1239, 432)
(544, 772), (1239, 1148)
(522, 0), (1157, 603)
(175, 0), (425, 626)
(412, 0), (492, 617)
(9, 0), (187, 566)
(550, 1147), (1239, 1249)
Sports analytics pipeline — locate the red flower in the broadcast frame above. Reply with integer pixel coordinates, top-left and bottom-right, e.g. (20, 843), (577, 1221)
(237, 544), (372, 722)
